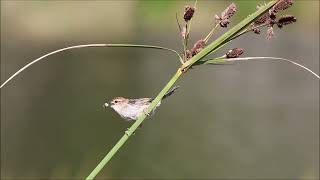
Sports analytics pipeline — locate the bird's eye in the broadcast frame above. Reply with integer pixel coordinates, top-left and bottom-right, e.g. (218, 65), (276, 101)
(114, 100), (118, 103)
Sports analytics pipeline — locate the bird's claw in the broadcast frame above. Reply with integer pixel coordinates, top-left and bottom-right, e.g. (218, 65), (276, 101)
(143, 109), (150, 117)
(125, 128), (135, 136)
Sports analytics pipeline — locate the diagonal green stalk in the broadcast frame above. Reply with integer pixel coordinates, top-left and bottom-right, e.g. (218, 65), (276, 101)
(85, 1), (278, 179)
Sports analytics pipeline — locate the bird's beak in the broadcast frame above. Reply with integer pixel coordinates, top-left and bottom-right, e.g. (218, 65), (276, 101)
(103, 102), (109, 108)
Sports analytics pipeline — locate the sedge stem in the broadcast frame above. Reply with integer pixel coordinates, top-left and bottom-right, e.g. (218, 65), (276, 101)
(204, 24), (219, 43)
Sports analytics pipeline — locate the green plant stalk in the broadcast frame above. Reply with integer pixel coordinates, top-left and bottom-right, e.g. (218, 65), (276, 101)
(85, 1), (277, 179)
(204, 24), (219, 43)
(194, 57), (226, 66)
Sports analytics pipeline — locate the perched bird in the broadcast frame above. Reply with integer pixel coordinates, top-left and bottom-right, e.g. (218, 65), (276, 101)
(103, 86), (179, 121)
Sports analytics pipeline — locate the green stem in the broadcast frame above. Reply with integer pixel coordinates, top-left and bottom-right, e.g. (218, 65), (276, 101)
(85, 68), (182, 180)
(204, 24), (219, 43)
(183, 24), (188, 61)
(194, 56), (226, 66)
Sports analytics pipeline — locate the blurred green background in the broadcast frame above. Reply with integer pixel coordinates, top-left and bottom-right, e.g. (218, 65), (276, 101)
(1, 1), (319, 179)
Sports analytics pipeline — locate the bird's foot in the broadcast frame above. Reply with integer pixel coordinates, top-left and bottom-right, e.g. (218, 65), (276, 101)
(143, 109), (150, 117)
(125, 128), (135, 136)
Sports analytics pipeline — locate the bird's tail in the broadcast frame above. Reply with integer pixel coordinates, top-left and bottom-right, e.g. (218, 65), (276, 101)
(162, 86), (180, 100)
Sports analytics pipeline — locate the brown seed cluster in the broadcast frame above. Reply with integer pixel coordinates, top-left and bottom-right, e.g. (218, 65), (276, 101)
(215, 3), (237, 28)
(251, 0), (296, 40)
(184, 6), (195, 22)
(251, 25), (261, 34)
(277, 15), (297, 28)
(254, 9), (272, 26)
(270, 0), (294, 15)
(177, 1), (296, 64)
(226, 48), (244, 58)
(191, 40), (206, 56)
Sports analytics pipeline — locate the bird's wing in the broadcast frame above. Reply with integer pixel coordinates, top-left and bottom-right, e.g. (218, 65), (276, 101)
(131, 98), (152, 105)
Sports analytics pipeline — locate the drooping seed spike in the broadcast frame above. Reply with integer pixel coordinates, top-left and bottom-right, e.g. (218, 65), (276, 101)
(277, 15), (297, 28)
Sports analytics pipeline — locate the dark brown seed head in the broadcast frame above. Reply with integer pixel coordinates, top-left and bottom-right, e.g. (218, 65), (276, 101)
(184, 6), (195, 22)
(251, 24), (261, 34)
(221, 3), (237, 20)
(219, 19), (230, 28)
(226, 48), (244, 58)
(215, 3), (237, 28)
(183, 50), (192, 62)
(271, 0), (294, 14)
(254, 4), (275, 26)
(277, 15), (297, 28)
(254, 12), (272, 25)
(191, 39), (206, 56)
(269, 13), (277, 20)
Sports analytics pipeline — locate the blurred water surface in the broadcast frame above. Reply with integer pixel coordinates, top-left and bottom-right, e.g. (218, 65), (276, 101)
(1, 1), (319, 179)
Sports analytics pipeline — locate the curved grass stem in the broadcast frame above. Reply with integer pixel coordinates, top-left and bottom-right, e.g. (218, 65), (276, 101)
(201, 56), (319, 79)
(0, 44), (182, 89)
(226, 57), (319, 79)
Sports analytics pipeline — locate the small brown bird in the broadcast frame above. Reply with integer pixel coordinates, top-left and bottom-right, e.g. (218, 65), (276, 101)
(103, 86), (179, 121)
